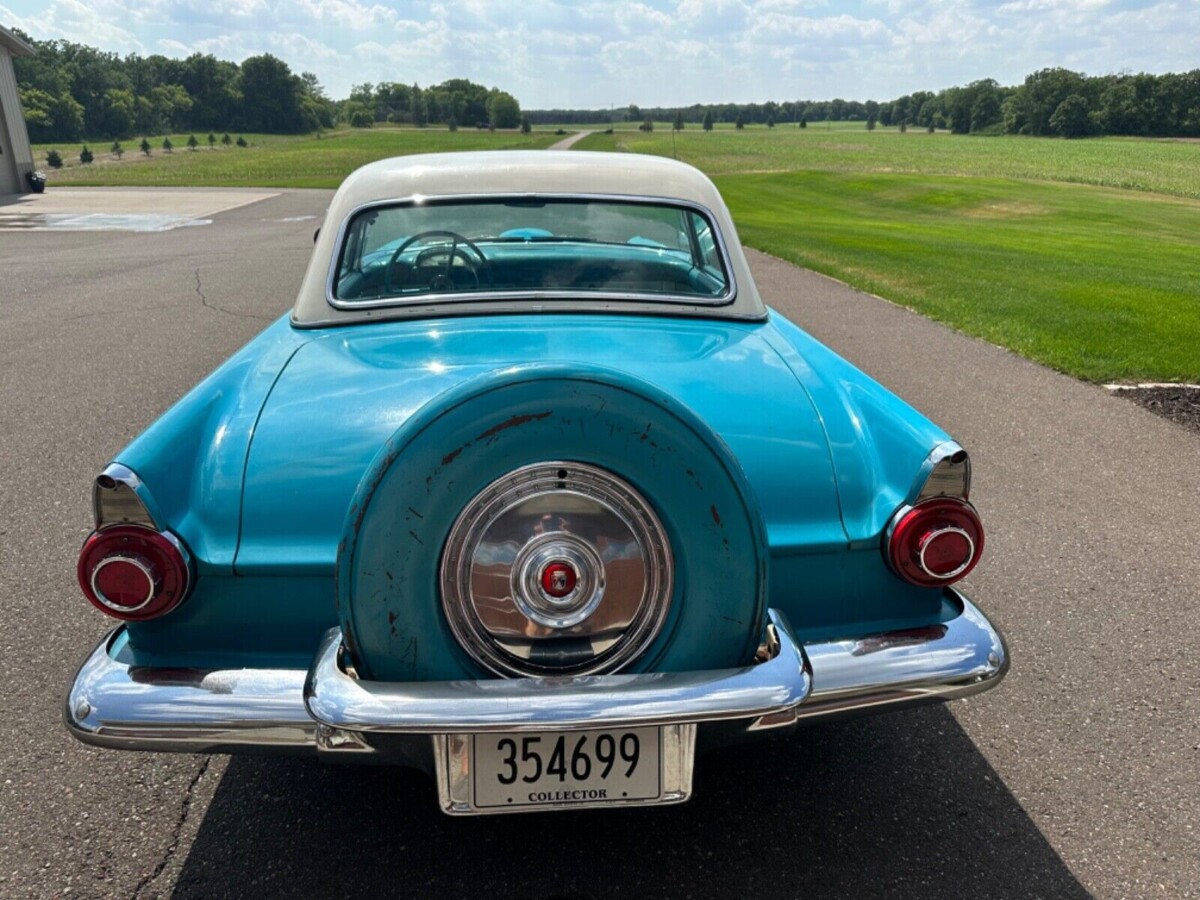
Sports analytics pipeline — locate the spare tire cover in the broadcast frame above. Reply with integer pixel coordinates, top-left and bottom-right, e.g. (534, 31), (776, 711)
(337, 365), (767, 682)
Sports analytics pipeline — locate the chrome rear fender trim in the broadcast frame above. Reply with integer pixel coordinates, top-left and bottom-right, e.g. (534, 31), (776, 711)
(795, 588), (1008, 723)
(93, 463), (160, 530)
(65, 630), (315, 754)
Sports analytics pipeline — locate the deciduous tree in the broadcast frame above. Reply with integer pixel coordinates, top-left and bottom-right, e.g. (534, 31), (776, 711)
(1049, 94), (1093, 138)
(487, 90), (520, 129)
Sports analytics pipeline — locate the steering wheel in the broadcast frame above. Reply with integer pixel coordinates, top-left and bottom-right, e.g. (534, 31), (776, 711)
(384, 230), (491, 294)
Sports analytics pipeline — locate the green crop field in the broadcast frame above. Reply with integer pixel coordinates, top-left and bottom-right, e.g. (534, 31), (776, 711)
(577, 129), (1200, 382)
(575, 127), (1200, 198)
(33, 128), (561, 188)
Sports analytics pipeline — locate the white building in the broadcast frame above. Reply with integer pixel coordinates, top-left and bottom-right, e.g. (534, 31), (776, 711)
(0, 24), (35, 195)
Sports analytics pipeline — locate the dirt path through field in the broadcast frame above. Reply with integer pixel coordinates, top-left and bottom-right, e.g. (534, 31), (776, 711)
(549, 130), (595, 150)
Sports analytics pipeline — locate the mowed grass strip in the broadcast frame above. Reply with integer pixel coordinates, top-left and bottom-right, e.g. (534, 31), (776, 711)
(575, 128), (1200, 199)
(35, 128), (560, 188)
(717, 170), (1200, 382)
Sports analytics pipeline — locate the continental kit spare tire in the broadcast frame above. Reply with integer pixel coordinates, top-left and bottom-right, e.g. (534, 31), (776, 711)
(336, 365), (768, 683)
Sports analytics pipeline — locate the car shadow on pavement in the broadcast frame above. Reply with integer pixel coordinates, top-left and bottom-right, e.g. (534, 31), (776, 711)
(173, 706), (1086, 899)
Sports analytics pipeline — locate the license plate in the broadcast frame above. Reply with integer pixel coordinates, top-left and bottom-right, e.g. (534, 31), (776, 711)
(434, 724), (697, 815)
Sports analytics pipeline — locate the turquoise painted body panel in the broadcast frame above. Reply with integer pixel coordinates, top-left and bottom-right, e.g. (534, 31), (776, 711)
(115, 317), (310, 571)
(119, 310), (951, 670)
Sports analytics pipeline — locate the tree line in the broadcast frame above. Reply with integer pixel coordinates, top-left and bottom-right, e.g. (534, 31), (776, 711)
(339, 81), (521, 130)
(10, 29), (522, 142)
(15, 30), (1195, 144)
(535, 68), (1200, 138)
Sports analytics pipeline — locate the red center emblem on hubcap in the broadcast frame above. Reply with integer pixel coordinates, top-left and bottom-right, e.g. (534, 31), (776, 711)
(541, 562), (577, 598)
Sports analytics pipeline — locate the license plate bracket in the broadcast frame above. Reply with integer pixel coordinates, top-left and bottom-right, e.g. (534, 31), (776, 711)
(434, 723), (697, 815)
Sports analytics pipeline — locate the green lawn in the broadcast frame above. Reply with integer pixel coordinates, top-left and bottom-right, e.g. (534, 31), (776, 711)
(577, 130), (1200, 382)
(33, 128), (560, 188)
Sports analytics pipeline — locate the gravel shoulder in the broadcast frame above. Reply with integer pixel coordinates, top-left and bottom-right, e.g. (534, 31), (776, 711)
(1113, 385), (1200, 434)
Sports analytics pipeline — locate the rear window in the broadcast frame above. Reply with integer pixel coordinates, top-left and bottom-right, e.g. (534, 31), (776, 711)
(330, 197), (732, 307)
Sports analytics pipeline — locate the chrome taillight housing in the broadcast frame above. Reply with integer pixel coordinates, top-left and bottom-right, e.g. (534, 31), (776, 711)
(885, 441), (983, 587)
(886, 497), (984, 587)
(77, 525), (192, 621)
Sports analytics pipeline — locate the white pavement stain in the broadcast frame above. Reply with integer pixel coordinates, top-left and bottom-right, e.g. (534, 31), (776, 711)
(0, 212), (213, 231)
(0, 188), (278, 232)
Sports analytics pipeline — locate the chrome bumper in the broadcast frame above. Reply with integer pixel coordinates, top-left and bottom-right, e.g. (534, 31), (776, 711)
(66, 589), (1008, 757)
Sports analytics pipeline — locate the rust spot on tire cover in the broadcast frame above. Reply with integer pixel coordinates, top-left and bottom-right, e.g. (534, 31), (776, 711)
(475, 411), (552, 441)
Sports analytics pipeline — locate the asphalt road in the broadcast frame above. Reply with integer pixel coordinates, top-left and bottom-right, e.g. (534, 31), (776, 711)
(1, 190), (1196, 898)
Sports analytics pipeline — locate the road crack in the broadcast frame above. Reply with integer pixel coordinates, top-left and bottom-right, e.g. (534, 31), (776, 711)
(133, 757), (211, 899)
(194, 268), (271, 320)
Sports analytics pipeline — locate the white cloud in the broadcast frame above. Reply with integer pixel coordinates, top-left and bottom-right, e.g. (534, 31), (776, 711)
(997, 0), (1110, 13)
(3, 0), (1197, 106)
(293, 0), (398, 30)
(268, 31), (342, 63)
(3, 0), (147, 51)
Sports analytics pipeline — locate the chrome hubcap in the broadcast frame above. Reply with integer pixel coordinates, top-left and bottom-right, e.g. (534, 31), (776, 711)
(440, 462), (673, 677)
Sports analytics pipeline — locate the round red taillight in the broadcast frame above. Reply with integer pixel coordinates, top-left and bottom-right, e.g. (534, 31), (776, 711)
(886, 498), (984, 587)
(77, 526), (191, 621)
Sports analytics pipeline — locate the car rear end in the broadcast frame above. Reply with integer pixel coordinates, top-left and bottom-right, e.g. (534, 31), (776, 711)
(65, 152), (1007, 815)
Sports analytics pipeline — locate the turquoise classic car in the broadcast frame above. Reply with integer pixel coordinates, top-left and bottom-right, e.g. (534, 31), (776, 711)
(66, 151), (1007, 815)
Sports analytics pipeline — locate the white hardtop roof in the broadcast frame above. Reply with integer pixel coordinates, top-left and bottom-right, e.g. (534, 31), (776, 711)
(292, 151), (766, 327)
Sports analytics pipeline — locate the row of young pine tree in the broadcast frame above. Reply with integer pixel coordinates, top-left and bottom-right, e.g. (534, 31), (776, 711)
(43, 133), (249, 168)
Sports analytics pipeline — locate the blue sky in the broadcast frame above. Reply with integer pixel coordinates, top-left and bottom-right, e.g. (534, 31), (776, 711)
(2, 0), (1196, 106)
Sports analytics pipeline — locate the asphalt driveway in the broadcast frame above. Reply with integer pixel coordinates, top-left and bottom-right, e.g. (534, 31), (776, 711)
(0, 189), (1195, 898)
